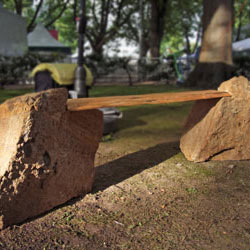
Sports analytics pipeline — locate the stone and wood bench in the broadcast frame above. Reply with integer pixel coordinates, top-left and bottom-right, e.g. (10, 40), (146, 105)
(0, 76), (249, 229)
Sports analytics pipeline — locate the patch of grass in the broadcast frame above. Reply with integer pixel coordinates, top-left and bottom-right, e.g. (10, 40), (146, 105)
(112, 102), (193, 147)
(0, 89), (33, 103)
(185, 187), (198, 194)
(185, 164), (215, 179)
(62, 211), (74, 223)
(89, 85), (190, 97)
(101, 133), (114, 142)
(0, 84), (191, 104)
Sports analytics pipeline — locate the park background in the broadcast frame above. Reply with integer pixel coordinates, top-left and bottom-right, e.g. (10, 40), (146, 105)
(0, 1), (250, 249)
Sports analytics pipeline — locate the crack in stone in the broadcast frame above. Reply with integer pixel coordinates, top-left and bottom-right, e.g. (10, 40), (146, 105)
(208, 147), (235, 161)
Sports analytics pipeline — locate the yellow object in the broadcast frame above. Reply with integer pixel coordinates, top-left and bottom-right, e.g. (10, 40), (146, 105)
(31, 63), (93, 86)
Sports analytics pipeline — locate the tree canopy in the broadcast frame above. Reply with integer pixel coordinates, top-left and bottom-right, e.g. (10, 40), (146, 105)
(2, 0), (71, 33)
(234, 0), (250, 41)
(2, 0), (204, 57)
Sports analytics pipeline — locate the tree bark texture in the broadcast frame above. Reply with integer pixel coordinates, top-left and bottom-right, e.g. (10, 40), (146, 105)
(14, 0), (22, 15)
(149, 0), (168, 58)
(185, 0), (235, 89)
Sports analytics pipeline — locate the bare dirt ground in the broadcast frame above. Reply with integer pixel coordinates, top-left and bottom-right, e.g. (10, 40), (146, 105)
(0, 102), (250, 250)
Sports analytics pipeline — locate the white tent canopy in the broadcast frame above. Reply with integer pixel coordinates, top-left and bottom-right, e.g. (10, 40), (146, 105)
(232, 38), (250, 52)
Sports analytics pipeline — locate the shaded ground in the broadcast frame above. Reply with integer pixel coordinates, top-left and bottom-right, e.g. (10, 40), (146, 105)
(0, 93), (250, 249)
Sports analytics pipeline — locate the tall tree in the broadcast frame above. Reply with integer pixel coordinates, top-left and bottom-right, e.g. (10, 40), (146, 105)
(135, 0), (201, 58)
(161, 0), (202, 54)
(185, 0), (235, 89)
(234, 0), (250, 41)
(123, 0), (169, 58)
(85, 0), (136, 57)
(53, 6), (78, 48)
(148, 0), (168, 58)
(119, 0), (150, 57)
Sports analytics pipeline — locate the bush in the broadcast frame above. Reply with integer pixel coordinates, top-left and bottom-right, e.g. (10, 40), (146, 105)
(0, 52), (66, 86)
(138, 56), (177, 82)
(86, 55), (134, 85)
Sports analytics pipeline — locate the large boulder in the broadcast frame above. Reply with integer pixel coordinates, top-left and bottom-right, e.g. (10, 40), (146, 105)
(180, 76), (250, 162)
(0, 89), (103, 229)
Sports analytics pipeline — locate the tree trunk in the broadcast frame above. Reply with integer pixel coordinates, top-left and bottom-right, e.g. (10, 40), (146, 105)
(192, 23), (202, 54)
(185, 0), (235, 89)
(235, 0), (247, 42)
(141, 39), (149, 57)
(183, 26), (191, 54)
(92, 45), (104, 58)
(149, 0), (168, 58)
(235, 11), (243, 42)
(14, 0), (23, 15)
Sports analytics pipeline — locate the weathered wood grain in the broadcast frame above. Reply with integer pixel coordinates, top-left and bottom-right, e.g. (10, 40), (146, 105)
(67, 90), (231, 111)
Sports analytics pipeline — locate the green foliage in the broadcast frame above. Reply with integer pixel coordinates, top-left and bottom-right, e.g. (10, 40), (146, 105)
(2, 0), (15, 12)
(185, 187), (198, 194)
(2, 0), (33, 13)
(84, 0), (137, 55)
(0, 52), (65, 85)
(2, 0), (72, 33)
(86, 55), (135, 84)
(101, 133), (114, 142)
(37, 0), (71, 28)
(234, 0), (250, 41)
(162, 0), (202, 54)
(54, 8), (78, 49)
(234, 0), (250, 27)
(161, 36), (183, 55)
(2, 0), (203, 58)
(134, 0), (202, 57)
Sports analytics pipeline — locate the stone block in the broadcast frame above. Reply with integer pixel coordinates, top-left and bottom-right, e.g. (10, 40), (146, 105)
(0, 88), (103, 229)
(180, 76), (250, 162)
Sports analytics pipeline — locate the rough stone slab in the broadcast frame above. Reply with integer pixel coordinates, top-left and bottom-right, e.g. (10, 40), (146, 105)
(0, 89), (103, 229)
(180, 76), (250, 162)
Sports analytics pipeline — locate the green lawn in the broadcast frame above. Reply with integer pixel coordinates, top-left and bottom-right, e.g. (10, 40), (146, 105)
(89, 84), (189, 97)
(0, 88), (33, 103)
(0, 84), (189, 104)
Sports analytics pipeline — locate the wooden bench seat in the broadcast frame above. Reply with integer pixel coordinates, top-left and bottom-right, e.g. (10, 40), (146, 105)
(67, 90), (231, 111)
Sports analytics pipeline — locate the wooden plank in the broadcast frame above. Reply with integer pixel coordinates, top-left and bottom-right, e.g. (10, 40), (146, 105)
(67, 90), (231, 111)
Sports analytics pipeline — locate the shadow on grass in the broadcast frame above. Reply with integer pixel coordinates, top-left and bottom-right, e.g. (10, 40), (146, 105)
(117, 103), (193, 131)
(92, 141), (180, 193)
